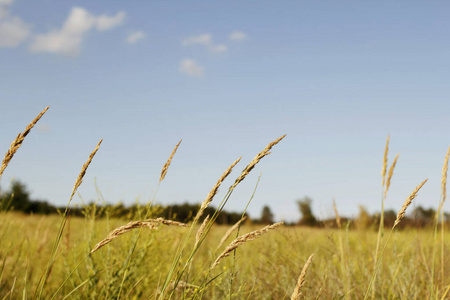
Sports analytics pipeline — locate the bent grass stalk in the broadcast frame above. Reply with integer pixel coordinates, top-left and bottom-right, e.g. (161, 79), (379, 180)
(0, 106), (49, 181)
(228, 173), (262, 299)
(91, 218), (188, 253)
(291, 253), (315, 300)
(117, 139), (182, 299)
(35, 139), (102, 299)
(210, 222), (284, 270)
(216, 216), (247, 251)
(373, 135), (397, 299)
(440, 147), (450, 289)
(431, 146), (450, 296)
(161, 135), (286, 299)
(159, 157), (242, 299)
(365, 179), (427, 299)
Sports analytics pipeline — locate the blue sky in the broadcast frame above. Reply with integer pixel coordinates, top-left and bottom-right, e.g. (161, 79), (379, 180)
(1, 1), (450, 221)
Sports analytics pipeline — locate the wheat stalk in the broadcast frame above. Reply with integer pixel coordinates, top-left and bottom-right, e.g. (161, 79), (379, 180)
(150, 217), (189, 227)
(438, 146), (450, 212)
(69, 139), (102, 202)
(91, 218), (187, 253)
(195, 215), (210, 248)
(194, 157), (241, 222)
(381, 135), (389, 187)
(393, 179), (428, 228)
(0, 106), (49, 181)
(332, 199), (341, 229)
(91, 221), (158, 253)
(229, 135), (286, 191)
(216, 216), (247, 250)
(160, 139), (181, 182)
(210, 222), (283, 270)
(384, 153), (399, 198)
(291, 253), (315, 300)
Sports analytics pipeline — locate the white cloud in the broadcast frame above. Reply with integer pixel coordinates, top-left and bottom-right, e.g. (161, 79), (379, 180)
(211, 44), (227, 53)
(182, 33), (212, 47)
(96, 11), (125, 31)
(126, 30), (145, 44)
(0, 0), (31, 48)
(29, 7), (125, 56)
(179, 59), (203, 78)
(229, 30), (247, 41)
(0, 16), (30, 48)
(0, 0), (13, 18)
(182, 33), (227, 53)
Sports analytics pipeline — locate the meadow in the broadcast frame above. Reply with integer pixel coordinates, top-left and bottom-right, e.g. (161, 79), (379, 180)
(1, 106), (449, 299)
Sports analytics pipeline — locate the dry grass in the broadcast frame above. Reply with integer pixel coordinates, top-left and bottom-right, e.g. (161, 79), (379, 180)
(291, 253), (314, 300)
(0, 106), (49, 181)
(160, 139), (182, 183)
(229, 135), (285, 191)
(69, 139), (103, 202)
(384, 153), (399, 198)
(216, 216), (247, 250)
(211, 222), (283, 270)
(394, 179), (428, 228)
(3, 109), (450, 299)
(194, 157), (241, 222)
(381, 135), (389, 187)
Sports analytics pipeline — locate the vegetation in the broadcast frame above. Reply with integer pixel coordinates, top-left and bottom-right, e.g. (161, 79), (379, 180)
(1, 106), (450, 299)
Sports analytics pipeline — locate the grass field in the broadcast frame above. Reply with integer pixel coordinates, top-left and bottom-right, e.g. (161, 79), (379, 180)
(1, 107), (450, 299)
(1, 212), (450, 299)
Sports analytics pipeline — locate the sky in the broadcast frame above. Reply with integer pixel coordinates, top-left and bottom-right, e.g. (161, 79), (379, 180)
(1, 1), (450, 222)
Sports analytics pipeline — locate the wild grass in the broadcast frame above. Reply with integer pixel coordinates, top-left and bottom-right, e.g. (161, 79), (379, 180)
(1, 107), (450, 299)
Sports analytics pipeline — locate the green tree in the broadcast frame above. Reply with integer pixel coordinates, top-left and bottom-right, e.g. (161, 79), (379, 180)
(8, 181), (31, 212)
(261, 205), (274, 224)
(297, 197), (317, 226)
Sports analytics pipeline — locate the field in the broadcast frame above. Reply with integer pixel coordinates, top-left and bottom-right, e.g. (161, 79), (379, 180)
(1, 107), (450, 299)
(1, 212), (450, 299)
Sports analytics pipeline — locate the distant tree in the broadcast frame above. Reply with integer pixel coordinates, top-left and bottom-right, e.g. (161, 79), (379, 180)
(8, 181), (32, 212)
(383, 209), (397, 227)
(413, 206), (435, 227)
(297, 197), (317, 226)
(261, 205), (274, 224)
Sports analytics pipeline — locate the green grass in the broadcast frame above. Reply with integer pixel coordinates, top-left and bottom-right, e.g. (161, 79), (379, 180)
(1, 212), (450, 299)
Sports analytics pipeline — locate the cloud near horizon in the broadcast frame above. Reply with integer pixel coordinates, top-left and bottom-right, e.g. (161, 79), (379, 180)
(179, 59), (203, 78)
(29, 7), (125, 56)
(182, 33), (227, 53)
(0, 0), (31, 49)
(229, 30), (247, 41)
(126, 30), (145, 44)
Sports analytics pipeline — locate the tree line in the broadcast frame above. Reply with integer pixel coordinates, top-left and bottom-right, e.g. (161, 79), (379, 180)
(0, 181), (446, 228)
(0, 181), (244, 224)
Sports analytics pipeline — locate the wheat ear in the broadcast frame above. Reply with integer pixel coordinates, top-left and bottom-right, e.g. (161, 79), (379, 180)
(291, 253), (315, 300)
(381, 135), (389, 186)
(210, 222), (283, 270)
(91, 218), (187, 253)
(230, 135), (286, 191)
(0, 106), (49, 180)
(69, 139), (102, 202)
(216, 216), (247, 250)
(194, 157), (241, 222)
(91, 221), (158, 253)
(384, 153), (399, 198)
(393, 179), (428, 228)
(195, 215), (210, 248)
(160, 139), (181, 182)
(438, 146), (450, 212)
